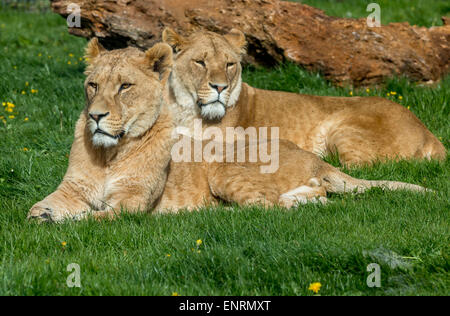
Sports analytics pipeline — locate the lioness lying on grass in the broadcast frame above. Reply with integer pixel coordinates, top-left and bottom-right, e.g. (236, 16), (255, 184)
(162, 28), (446, 166)
(28, 40), (428, 222)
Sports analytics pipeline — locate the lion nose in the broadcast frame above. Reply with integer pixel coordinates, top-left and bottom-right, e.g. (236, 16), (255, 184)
(89, 112), (110, 123)
(209, 83), (228, 94)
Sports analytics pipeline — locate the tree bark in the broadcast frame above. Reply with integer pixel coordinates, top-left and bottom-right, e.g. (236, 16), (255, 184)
(51, 0), (450, 86)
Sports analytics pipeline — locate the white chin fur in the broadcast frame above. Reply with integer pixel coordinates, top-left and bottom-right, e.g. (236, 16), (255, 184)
(92, 133), (119, 147)
(200, 103), (226, 120)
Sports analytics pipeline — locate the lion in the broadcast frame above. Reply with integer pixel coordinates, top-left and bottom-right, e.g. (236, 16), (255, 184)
(162, 28), (446, 166)
(27, 40), (176, 222)
(28, 39), (428, 221)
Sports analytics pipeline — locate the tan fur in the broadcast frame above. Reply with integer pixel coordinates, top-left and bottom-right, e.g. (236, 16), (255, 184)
(27, 41), (175, 222)
(28, 40), (430, 221)
(156, 139), (427, 212)
(163, 28), (446, 166)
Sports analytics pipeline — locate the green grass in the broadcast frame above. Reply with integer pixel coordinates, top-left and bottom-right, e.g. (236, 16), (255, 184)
(0, 2), (449, 296)
(296, 0), (450, 26)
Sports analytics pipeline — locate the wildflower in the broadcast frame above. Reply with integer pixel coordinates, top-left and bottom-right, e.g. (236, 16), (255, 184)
(349, 91), (353, 96)
(308, 282), (322, 294)
(2, 102), (5, 106)
(23, 148), (29, 152)
(62, 242), (67, 247)
(69, 53), (74, 57)
(13, 66), (17, 70)
(366, 88), (370, 93)
(196, 239), (203, 246)
(386, 92), (390, 97)
(407, 106), (411, 110)
(8, 115), (14, 119)
(167, 254), (171, 257)
(172, 292), (179, 296)
(68, 61), (72, 65)
(439, 137), (443, 141)
(21, 91), (26, 95)
(38, 53), (42, 57)
(399, 96), (403, 100)
(25, 82), (29, 87)
(6, 108), (13, 113)
(31, 89), (38, 94)
(24, 117), (29, 122)
(79, 57), (83, 61)
(390, 91), (397, 95)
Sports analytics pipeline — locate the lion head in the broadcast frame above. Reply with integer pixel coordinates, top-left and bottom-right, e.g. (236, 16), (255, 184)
(83, 39), (173, 147)
(162, 28), (246, 121)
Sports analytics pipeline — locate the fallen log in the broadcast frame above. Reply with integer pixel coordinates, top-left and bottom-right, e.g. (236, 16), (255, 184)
(50, 0), (450, 86)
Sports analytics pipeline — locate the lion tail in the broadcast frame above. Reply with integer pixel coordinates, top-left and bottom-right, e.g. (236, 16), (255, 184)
(321, 167), (429, 194)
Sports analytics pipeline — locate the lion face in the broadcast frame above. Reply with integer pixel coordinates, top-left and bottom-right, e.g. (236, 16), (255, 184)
(84, 39), (172, 147)
(163, 28), (246, 121)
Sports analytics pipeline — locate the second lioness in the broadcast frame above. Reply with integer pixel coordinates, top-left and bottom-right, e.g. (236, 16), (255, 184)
(162, 28), (446, 166)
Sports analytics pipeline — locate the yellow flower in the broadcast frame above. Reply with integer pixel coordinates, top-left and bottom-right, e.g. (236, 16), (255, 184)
(399, 96), (403, 100)
(61, 242), (67, 247)
(23, 148), (29, 152)
(196, 239), (203, 246)
(24, 117), (29, 122)
(386, 92), (390, 96)
(68, 61), (72, 65)
(2, 102), (5, 106)
(8, 115), (15, 119)
(38, 53), (42, 57)
(25, 82), (29, 87)
(439, 136), (443, 141)
(172, 292), (179, 296)
(21, 91), (26, 95)
(79, 57), (83, 61)
(390, 91), (397, 95)
(166, 254), (171, 257)
(407, 106), (411, 110)
(308, 282), (322, 294)
(13, 66), (17, 70)
(69, 53), (74, 57)
(366, 88), (370, 93)
(31, 89), (38, 94)
(6, 108), (13, 113)
(349, 91), (353, 96)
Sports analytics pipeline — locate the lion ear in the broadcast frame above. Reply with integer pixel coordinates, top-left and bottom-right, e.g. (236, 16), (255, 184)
(162, 27), (185, 53)
(84, 38), (106, 64)
(224, 29), (246, 55)
(145, 43), (173, 82)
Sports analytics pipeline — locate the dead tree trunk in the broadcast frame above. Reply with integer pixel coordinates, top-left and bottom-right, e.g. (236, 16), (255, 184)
(51, 0), (450, 86)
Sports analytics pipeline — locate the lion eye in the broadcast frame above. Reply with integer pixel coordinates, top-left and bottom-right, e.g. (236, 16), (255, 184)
(88, 82), (98, 90)
(227, 62), (236, 68)
(195, 60), (206, 67)
(119, 83), (133, 92)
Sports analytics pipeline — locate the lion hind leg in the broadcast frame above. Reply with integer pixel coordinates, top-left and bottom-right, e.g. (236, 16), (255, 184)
(279, 179), (328, 209)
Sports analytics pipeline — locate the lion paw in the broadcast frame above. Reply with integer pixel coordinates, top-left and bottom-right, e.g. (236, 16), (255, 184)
(27, 202), (74, 223)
